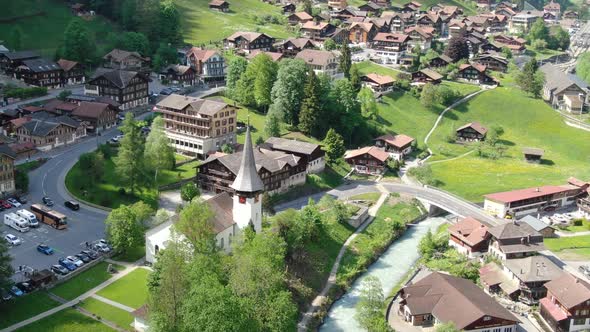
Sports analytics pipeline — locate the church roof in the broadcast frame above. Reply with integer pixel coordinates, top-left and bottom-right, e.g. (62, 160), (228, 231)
(230, 126), (264, 193)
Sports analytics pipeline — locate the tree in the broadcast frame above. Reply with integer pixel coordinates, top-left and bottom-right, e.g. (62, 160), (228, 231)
(57, 90), (72, 101)
(78, 151), (104, 185)
(105, 205), (144, 254)
(487, 125), (504, 147)
(264, 111), (281, 138)
(531, 39), (547, 50)
(296, 198), (323, 242)
(221, 143), (234, 154)
(174, 199), (216, 254)
(130, 201), (155, 226)
(180, 182), (200, 202)
(501, 47), (513, 59)
(516, 58), (544, 98)
(63, 18), (94, 64)
(237, 54), (278, 110)
(303, 0), (312, 14)
(0, 238), (13, 289)
(153, 42), (178, 71)
(114, 112), (145, 193)
(14, 170), (28, 192)
(444, 34), (469, 62)
(144, 116), (175, 186)
(358, 87), (378, 120)
(356, 276), (391, 332)
(339, 41), (352, 78)
(116, 31), (150, 55)
(226, 57), (248, 100)
(528, 18), (549, 43)
(324, 38), (337, 51)
(298, 70), (322, 136)
(577, 52), (590, 84)
(420, 49), (439, 67)
(350, 64), (361, 92)
(120, 0), (138, 30)
(553, 26), (570, 50)
(420, 83), (439, 108)
(269, 59), (307, 126)
(7, 27), (23, 51)
(158, 0), (183, 46)
(436, 322), (461, 332)
(323, 128), (345, 163)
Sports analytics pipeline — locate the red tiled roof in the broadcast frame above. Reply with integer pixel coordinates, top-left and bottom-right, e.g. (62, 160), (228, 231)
(247, 50), (283, 62)
(57, 59), (78, 72)
(292, 11), (313, 21)
(456, 121), (488, 135)
(345, 146), (389, 162)
(449, 216), (488, 246)
(302, 21), (330, 30)
(10, 117), (32, 128)
(459, 63), (487, 72)
(186, 47), (219, 62)
(21, 106), (43, 113)
(484, 185), (580, 204)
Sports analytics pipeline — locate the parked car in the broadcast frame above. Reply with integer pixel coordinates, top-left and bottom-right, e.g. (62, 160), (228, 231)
(9, 285), (23, 297)
(36, 244), (54, 255)
(42, 196), (54, 207)
(58, 258), (77, 271)
(1, 289), (12, 301)
(16, 196), (27, 204)
(64, 201), (80, 211)
(579, 265), (590, 276)
(66, 255), (84, 267)
(7, 198), (21, 208)
(160, 88), (173, 95)
(94, 243), (111, 253)
(0, 200), (12, 209)
(81, 250), (99, 260)
(4, 234), (21, 246)
(51, 264), (69, 276)
(15, 282), (34, 293)
(75, 253), (91, 263)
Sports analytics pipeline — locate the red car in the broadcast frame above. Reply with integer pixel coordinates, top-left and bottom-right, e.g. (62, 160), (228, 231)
(0, 200), (12, 209)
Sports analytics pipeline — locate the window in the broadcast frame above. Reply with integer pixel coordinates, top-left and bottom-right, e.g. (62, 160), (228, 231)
(220, 237), (224, 248)
(573, 318), (586, 325)
(483, 316), (491, 321)
(504, 328), (513, 332)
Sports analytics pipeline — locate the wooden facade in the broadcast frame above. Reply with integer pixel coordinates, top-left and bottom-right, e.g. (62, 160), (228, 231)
(85, 70), (149, 110)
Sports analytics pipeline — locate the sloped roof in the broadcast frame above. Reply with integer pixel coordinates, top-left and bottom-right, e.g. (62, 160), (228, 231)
(448, 216), (488, 246)
(21, 112), (81, 137)
(520, 215), (551, 232)
(157, 94), (200, 110)
(263, 137), (321, 155)
(417, 68), (443, 80)
(230, 126), (265, 193)
(363, 73), (396, 85)
(485, 185), (579, 204)
(279, 38), (315, 49)
(206, 192), (236, 233)
(0, 144), (17, 159)
(186, 47), (220, 62)
(91, 69), (147, 89)
(103, 49), (147, 62)
(522, 147), (544, 156)
(373, 32), (410, 43)
(544, 273), (590, 309)
(350, 22), (375, 32)
(487, 220), (542, 240)
(456, 122), (487, 135)
(374, 133), (414, 148)
(291, 11), (313, 20)
(225, 31), (272, 42)
(161, 64), (192, 75)
(295, 49), (337, 67)
(3, 50), (39, 60)
(344, 146), (389, 162)
(57, 59), (79, 72)
(504, 255), (564, 283)
(247, 50), (283, 62)
(301, 21), (331, 30)
(459, 63), (487, 73)
(540, 63), (587, 95)
(209, 0), (228, 6)
(21, 58), (61, 73)
(72, 102), (110, 119)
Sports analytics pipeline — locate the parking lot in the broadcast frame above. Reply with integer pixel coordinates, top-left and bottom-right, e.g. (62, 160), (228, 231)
(539, 208), (590, 227)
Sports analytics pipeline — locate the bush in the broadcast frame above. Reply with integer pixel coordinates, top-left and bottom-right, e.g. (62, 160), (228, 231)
(4, 86), (47, 99)
(118, 188), (126, 195)
(573, 219), (584, 226)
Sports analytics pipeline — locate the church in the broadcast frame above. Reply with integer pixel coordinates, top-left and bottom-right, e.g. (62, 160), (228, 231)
(145, 126), (264, 262)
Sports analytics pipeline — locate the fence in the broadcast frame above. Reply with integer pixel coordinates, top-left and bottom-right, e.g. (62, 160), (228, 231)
(158, 176), (197, 191)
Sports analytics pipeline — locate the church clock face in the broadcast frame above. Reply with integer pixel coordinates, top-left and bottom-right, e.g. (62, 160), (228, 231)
(239, 195), (246, 204)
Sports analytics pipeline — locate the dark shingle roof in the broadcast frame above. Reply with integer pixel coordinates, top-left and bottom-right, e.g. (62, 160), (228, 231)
(504, 255), (564, 283)
(91, 68), (147, 89)
(21, 112), (81, 137)
(540, 64), (586, 95)
(488, 221), (542, 240)
(3, 50), (39, 61)
(0, 144), (16, 159)
(263, 137), (321, 155)
(21, 58), (61, 73)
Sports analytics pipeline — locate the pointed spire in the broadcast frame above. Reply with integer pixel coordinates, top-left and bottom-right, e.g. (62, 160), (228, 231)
(231, 124), (264, 193)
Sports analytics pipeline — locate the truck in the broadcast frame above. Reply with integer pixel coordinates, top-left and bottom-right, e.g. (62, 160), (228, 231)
(30, 204), (67, 229)
(4, 213), (30, 233)
(16, 209), (39, 228)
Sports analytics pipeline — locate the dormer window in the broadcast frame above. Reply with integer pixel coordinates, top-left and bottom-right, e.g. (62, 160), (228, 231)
(483, 316), (491, 321)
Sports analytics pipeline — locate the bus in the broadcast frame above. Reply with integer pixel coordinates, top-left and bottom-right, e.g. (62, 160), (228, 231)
(30, 204), (67, 230)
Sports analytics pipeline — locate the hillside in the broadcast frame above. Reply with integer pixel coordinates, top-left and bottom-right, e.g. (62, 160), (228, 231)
(391, 0), (478, 15)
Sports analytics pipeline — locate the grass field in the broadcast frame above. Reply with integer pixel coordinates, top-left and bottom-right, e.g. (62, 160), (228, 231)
(347, 192), (382, 205)
(79, 298), (134, 331)
(0, 292), (60, 329)
(96, 268), (150, 310)
(356, 61), (403, 78)
(51, 262), (124, 301)
(176, 0), (295, 46)
(391, 0), (478, 14)
(427, 87), (590, 201)
(111, 244), (146, 263)
(15, 308), (115, 332)
(545, 235), (590, 260)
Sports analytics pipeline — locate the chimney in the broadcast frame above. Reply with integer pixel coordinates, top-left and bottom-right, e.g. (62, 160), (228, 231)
(535, 187), (540, 192)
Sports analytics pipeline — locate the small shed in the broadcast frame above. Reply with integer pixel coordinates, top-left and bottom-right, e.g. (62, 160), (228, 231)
(523, 147), (544, 163)
(209, 0), (230, 12)
(520, 215), (555, 238)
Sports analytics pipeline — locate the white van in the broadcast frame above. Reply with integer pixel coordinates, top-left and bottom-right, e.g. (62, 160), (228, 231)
(16, 209), (39, 228)
(4, 213), (29, 233)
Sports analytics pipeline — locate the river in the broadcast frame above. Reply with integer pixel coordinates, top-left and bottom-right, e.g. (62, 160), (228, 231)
(320, 217), (446, 332)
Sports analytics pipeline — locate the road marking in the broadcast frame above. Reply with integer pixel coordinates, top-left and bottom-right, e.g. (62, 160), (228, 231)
(42, 159), (63, 197)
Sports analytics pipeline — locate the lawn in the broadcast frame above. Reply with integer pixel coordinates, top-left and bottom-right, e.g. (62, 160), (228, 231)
(79, 298), (134, 331)
(0, 0), (119, 57)
(391, 0), (478, 14)
(0, 292), (60, 329)
(176, 0), (295, 46)
(525, 46), (565, 60)
(427, 87), (590, 201)
(15, 308), (115, 332)
(545, 235), (590, 260)
(51, 262), (124, 301)
(96, 268), (150, 310)
(356, 61), (403, 78)
(111, 244), (146, 263)
(347, 192), (382, 205)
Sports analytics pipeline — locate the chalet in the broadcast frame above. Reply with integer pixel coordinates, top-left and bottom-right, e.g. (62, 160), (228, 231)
(457, 63), (496, 85)
(85, 69), (149, 110)
(404, 26), (434, 51)
(430, 5), (463, 19)
(246, 50), (284, 62)
(483, 180), (588, 218)
(42, 99), (79, 115)
(103, 49), (149, 72)
(465, 15), (490, 31)
(400, 1), (422, 13)
(57, 59), (85, 85)
(373, 134), (414, 160)
(510, 13), (538, 33)
(275, 38), (315, 58)
(495, 6), (517, 18)
(416, 13), (442, 34)
(260, 137), (325, 174)
(185, 48), (226, 83)
(223, 32), (275, 54)
(9, 142), (36, 160)
(71, 101), (118, 132)
(473, 53), (508, 72)
(295, 49), (339, 77)
(15, 58), (63, 88)
(369, 0), (389, 8)
(0, 50), (40, 75)
(563, 10), (578, 19)
(506, 256), (564, 304)
(411, 69), (443, 85)
(209, 0), (229, 12)
(543, 0), (561, 19)
(493, 35), (526, 54)
(281, 3), (296, 14)
(367, 17), (392, 33)
(359, 2), (382, 14)
(300, 21), (336, 41)
(333, 7), (368, 20)
(540, 64), (588, 114)
(487, 220), (546, 260)
(522, 147), (544, 163)
(480, 42), (504, 54)
(448, 19), (466, 38)
(328, 0), (348, 10)
(448, 216), (489, 258)
(329, 28), (350, 45)
(456, 122), (487, 141)
(520, 215), (556, 238)
(371, 32), (410, 64)
(15, 111), (86, 151)
(362, 73), (395, 92)
(288, 12), (313, 25)
(386, 12), (415, 32)
(349, 22), (377, 44)
(540, 273), (590, 332)
(159, 65), (196, 86)
(428, 54), (452, 68)
(344, 146), (389, 174)
(397, 272), (520, 330)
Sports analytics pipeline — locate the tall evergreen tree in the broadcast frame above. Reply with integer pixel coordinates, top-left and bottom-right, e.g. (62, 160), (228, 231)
(303, 0), (313, 14)
(516, 58), (544, 98)
(114, 113), (145, 193)
(350, 64), (361, 92)
(0, 238), (13, 289)
(339, 41), (352, 78)
(120, 0), (138, 30)
(269, 59), (308, 125)
(63, 18), (94, 64)
(264, 111), (281, 138)
(298, 70), (322, 137)
(7, 27), (23, 51)
(158, 0), (183, 46)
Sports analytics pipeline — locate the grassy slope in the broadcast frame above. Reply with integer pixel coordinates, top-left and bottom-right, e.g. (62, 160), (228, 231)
(96, 268), (149, 310)
(391, 0), (477, 14)
(545, 235), (590, 260)
(176, 0), (294, 46)
(427, 87), (590, 202)
(0, 0), (118, 57)
(80, 298), (134, 331)
(0, 292), (60, 329)
(15, 308), (115, 332)
(51, 262), (124, 301)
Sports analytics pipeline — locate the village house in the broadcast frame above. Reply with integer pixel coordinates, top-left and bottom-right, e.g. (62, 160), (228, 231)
(397, 272), (520, 331)
(373, 133), (414, 160)
(15, 111), (86, 151)
(359, 2), (382, 14)
(362, 73), (396, 92)
(540, 64), (587, 114)
(504, 256), (564, 304)
(246, 50), (284, 62)
(295, 49), (340, 77)
(155, 94), (237, 158)
(208, 0), (230, 12)
(14, 58), (63, 89)
(411, 68), (443, 85)
(386, 12), (415, 32)
(416, 13), (442, 34)
(400, 1), (422, 13)
(520, 215), (556, 238)
(540, 273), (590, 332)
(84, 69), (149, 110)
(457, 64), (497, 85)
(509, 13), (538, 33)
(159, 65), (196, 86)
(0, 50), (40, 75)
(448, 216), (489, 258)
(41, 99), (78, 115)
(103, 49), (150, 72)
(71, 101), (118, 133)
(493, 35), (527, 54)
(0, 145), (16, 195)
(300, 21), (336, 42)
(448, 19), (466, 38)
(260, 137), (325, 174)
(275, 38), (316, 58)
(332, 7), (367, 21)
(543, 0), (561, 19)
(288, 11), (313, 25)
(223, 31), (275, 54)
(367, 17), (392, 33)
(563, 10), (579, 19)
(57, 59), (85, 85)
(487, 220), (546, 260)
(404, 26), (434, 51)
(455, 121), (488, 142)
(328, 0), (348, 10)
(281, 3), (296, 14)
(371, 33), (409, 64)
(464, 33), (486, 57)
(428, 54), (452, 68)
(349, 22), (378, 44)
(483, 178), (589, 218)
(473, 53), (508, 72)
(522, 147), (544, 163)
(495, 3), (517, 18)
(185, 47), (226, 83)
(344, 146), (390, 175)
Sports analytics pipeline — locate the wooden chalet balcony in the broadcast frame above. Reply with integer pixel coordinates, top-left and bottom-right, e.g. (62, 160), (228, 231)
(157, 108), (211, 120)
(205, 168), (233, 178)
(164, 117), (211, 130)
(199, 174), (234, 185)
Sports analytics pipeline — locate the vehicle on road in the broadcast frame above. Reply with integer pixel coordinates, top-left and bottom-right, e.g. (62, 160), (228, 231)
(58, 258), (77, 271)
(94, 242), (111, 253)
(0, 200), (12, 209)
(4, 213), (30, 233)
(16, 209), (39, 228)
(16, 196), (27, 204)
(81, 249), (99, 260)
(51, 264), (69, 276)
(160, 88), (173, 95)
(30, 204), (67, 230)
(75, 253), (91, 263)
(66, 255), (84, 267)
(64, 200), (80, 211)
(1, 289), (12, 301)
(4, 234), (21, 246)
(579, 265), (590, 277)
(15, 282), (34, 293)
(36, 244), (54, 255)
(9, 286), (23, 297)
(7, 198), (21, 208)
(42, 196), (54, 207)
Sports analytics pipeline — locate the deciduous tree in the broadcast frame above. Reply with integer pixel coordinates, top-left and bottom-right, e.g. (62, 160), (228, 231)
(264, 111), (282, 138)
(105, 205), (144, 254)
(444, 34), (469, 62)
(0, 237), (13, 289)
(528, 18), (549, 43)
(358, 87), (378, 120)
(324, 38), (337, 51)
(144, 116), (175, 186)
(355, 276), (391, 332)
(114, 113), (145, 193)
(174, 199), (216, 254)
(63, 18), (94, 64)
(226, 57), (248, 100)
(269, 59), (307, 126)
(180, 182), (200, 202)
